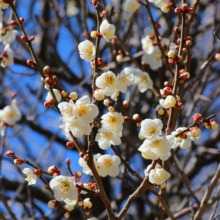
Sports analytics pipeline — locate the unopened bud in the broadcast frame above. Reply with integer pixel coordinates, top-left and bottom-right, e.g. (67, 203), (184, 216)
(91, 30), (98, 39)
(168, 50), (176, 59)
(190, 127), (201, 137)
(100, 10), (107, 18)
(122, 100), (129, 109)
(187, 8), (194, 14)
(94, 89), (104, 101)
(155, 104), (165, 115)
(91, 0), (98, 6)
(133, 113), (140, 122)
(192, 113), (203, 124)
(75, 171), (82, 178)
(175, 7), (182, 14)
(174, 27), (180, 34)
(83, 154), (89, 161)
(6, 150), (14, 157)
(48, 200), (57, 209)
(116, 54), (123, 63)
(19, 17), (24, 24)
(177, 55), (183, 62)
(210, 120), (218, 130)
(111, 38), (116, 44)
(10, 20), (18, 26)
(66, 142), (75, 149)
(124, 116), (130, 122)
(33, 169), (42, 176)
(164, 81), (172, 87)
(69, 92), (78, 100)
(21, 35), (28, 42)
(177, 102), (184, 110)
(108, 106), (115, 112)
(186, 40), (192, 46)
(182, 3), (189, 11)
(103, 99), (111, 107)
(66, 158), (71, 166)
(29, 36), (35, 41)
(43, 66), (52, 75)
(215, 53), (220, 61)
(14, 158), (24, 165)
(79, 152), (85, 158)
(61, 90), (68, 97)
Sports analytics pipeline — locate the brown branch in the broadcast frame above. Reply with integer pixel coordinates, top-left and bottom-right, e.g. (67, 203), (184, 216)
(172, 152), (200, 205)
(194, 163), (220, 220)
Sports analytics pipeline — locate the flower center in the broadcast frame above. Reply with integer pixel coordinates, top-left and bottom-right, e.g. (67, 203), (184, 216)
(105, 75), (115, 85)
(6, 110), (14, 118)
(147, 127), (156, 135)
(108, 116), (117, 124)
(141, 75), (148, 84)
(102, 132), (113, 139)
(86, 45), (93, 55)
(149, 140), (160, 148)
(103, 159), (113, 168)
(77, 106), (88, 117)
(61, 180), (70, 191)
(155, 52), (162, 60)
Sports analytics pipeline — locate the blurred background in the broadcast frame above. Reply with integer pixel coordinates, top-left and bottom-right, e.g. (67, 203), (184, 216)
(0, 0), (220, 219)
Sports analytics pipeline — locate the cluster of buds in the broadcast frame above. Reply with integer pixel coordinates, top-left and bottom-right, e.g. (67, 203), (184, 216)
(205, 120), (219, 130)
(179, 69), (190, 83)
(116, 50), (125, 63)
(175, 4), (194, 15)
(175, 36), (192, 52)
(90, 30), (103, 39)
(44, 97), (57, 108)
(91, 58), (108, 68)
(160, 87), (172, 97)
(43, 66), (57, 88)
(132, 113), (142, 127)
(79, 152), (89, 162)
(189, 127), (201, 138)
(27, 59), (36, 68)
(215, 53), (220, 61)
(155, 104), (170, 117)
(193, 113), (203, 124)
(168, 50), (183, 64)
(48, 165), (60, 176)
(66, 141), (75, 149)
(21, 35), (35, 43)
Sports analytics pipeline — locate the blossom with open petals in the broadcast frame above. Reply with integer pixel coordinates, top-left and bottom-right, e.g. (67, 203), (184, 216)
(139, 119), (163, 141)
(159, 95), (176, 108)
(97, 154), (121, 177)
(95, 128), (122, 150)
(135, 70), (153, 93)
(123, 0), (140, 13)
(78, 40), (96, 62)
(0, 29), (18, 45)
(1, 104), (21, 125)
(1, 44), (14, 68)
(49, 175), (78, 201)
(0, 0), (9, 9)
(141, 37), (154, 54)
(101, 112), (124, 133)
(22, 168), (38, 185)
(46, 89), (62, 102)
(138, 137), (171, 161)
(96, 71), (118, 97)
(100, 19), (115, 42)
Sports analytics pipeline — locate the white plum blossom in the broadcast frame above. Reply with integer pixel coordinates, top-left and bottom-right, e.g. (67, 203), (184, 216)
(166, 134), (179, 149)
(46, 89), (62, 102)
(59, 124), (73, 141)
(117, 67), (135, 93)
(22, 168), (38, 185)
(95, 71), (118, 97)
(1, 103), (22, 125)
(49, 175), (78, 201)
(97, 154), (121, 177)
(100, 19), (115, 42)
(78, 40), (96, 62)
(148, 0), (169, 11)
(141, 37), (154, 54)
(161, 38), (176, 54)
(79, 153), (102, 176)
(138, 137), (171, 161)
(101, 112), (124, 133)
(88, 218), (97, 220)
(64, 198), (77, 212)
(135, 69), (153, 93)
(94, 89), (105, 101)
(148, 164), (171, 185)
(65, 118), (91, 138)
(66, 1), (79, 17)
(1, 44), (14, 68)
(95, 128), (122, 150)
(142, 47), (162, 70)
(123, 0), (140, 13)
(0, 0), (9, 10)
(171, 127), (194, 149)
(159, 95), (176, 108)
(0, 29), (18, 45)
(139, 118), (163, 141)
(58, 96), (99, 123)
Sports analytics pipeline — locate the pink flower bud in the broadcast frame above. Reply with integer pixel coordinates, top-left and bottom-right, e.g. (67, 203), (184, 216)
(103, 99), (111, 107)
(190, 127), (201, 137)
(205, 122), (211, 129)
(21, 35), (28, 42)
(124, 116), (130, 122)
(187, 8), (194, 14)
(164, 81), (172, 87)
(111, 38), (116, 44)
(29, 36), (35, 41)
(174, 27), (180, 34)
(6, 150), (14, 157)
(10, 20), (18, 26)
(177, 56), (183, 62)
(19, 17), (24, 24)
(193, 113), (203, 124)
(27, 59), (35, 66)
(45, 77), (53, 85)
(14, 158), (24, 165)
(169, 57), (176, 64)
(61, 90), (68, 97)
(177, 38), (181, 45)
(175, 45), (180, 50)
(186, 40), (192, 46)
(66, 141), (75, 149)
(100, 10), (107, 18)
(79, 152), (85, 158)
(182, 47), (188, 53)
(33, 169), (42, 176)
(177, 102), (184, 110)
(75, 171), (82, 178)
(91, 0), (98, 6)
(66, 158), (71, 165)
(215, 53), (220, 61)
(43, 66), (52, 75)
(136, 122), (141, 127)
(44, 101), (53, 108)
(182, 3), (189, 11)
(175, 7), (182, 14)
(133, 113), (140, 122)
(122, 101), (129, 109)
(48, 165), (58, 174)
(83, 154), (89, 161)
